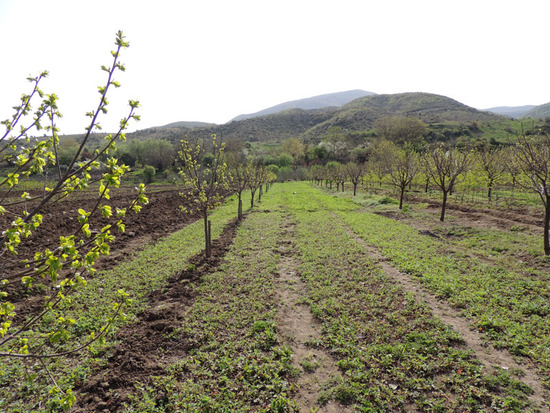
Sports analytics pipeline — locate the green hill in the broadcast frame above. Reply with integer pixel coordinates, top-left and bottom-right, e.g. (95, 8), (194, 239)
(345, 92), (500, 122)
(124, 92), (506, 146)
(156, 121), (218, 129)
(484, 105), (536, 118)
(522, 102), (550, 119)
(301, 92), (502, 142)
(182, 107), (337, 143)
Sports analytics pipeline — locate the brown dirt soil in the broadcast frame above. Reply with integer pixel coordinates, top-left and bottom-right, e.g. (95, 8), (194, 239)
(408, 195), (544, 230)
(2, 187), (195, 271)
(1, 187), (200, 323)
(72, 217), (241, 413)
(275, 216), (353, 413)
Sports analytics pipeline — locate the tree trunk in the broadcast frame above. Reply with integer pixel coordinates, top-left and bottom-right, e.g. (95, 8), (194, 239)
(399, 186), (405, 210)
(204, 211), (210, 257)
(251, 189), (256, 208)
(545, 196), (550, 256)
(440, 190), (448, 222)
(238, 194), (243, 221)
(353, 182), (357, 196)
(425, 177), (429, 193)
(259, 184), (263, 201)
(342, 182), (345, 192)
(336, 182), (340, 191)
(208, 219), (212, 255)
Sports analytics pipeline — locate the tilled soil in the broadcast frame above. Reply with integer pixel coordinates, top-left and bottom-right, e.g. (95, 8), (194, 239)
(409, 195), (545, 230)
(1, 187), (198, 322)
(72, 217), (241, 412)
(2, 187), (193, 271)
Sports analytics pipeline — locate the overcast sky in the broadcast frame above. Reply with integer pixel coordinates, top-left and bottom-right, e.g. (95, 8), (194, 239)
(1, 0), (549, 135)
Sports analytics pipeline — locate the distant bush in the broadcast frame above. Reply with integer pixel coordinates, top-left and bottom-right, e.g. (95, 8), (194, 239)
(142, 165), (156, 183)
(379, 196), (399, 205)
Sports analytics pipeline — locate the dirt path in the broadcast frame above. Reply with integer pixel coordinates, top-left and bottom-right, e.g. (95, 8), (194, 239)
(275, 216), (353, 413)
(335, 215), (550, 412)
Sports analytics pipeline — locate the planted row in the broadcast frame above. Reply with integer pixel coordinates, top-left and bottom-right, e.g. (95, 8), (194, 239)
(122, 197), (298, 412)
(0, 194), (249, 412)
(282, 183), (534, 411)
(326, 192), (550, 390)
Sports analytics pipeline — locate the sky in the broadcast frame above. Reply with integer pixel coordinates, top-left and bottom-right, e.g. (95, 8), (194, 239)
(1, 0), (550, 135)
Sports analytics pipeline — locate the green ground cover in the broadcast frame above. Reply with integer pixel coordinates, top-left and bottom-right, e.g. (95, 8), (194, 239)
(123, 190), (298, 412)
(0, 193), (249, 412)
(281, 183), (534, 411)
(2, 182), (547, 412)
(428, 224), (550, 280)
(317, 184), (550, 391)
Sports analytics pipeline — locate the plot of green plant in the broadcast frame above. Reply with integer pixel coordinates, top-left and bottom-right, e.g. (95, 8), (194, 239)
(123, 196), (298, 412)
(308, 185), (550, 392)
(280, 183), (533, 411)
(0, 192), (251, 412)
(427, 224), (550, 280)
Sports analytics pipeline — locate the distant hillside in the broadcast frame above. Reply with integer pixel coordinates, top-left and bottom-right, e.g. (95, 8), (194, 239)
(484, 105), (536, 118)
(127, 122), (217, 144)
(522, 102), (550, 119)
(155, 121), (218, 129)
(346, 93), (500, 121)
(301, 92), (503, 141)
(183, 108), (337, 142)
(126, 92), (507, 145)
(232, 90), (375, 121)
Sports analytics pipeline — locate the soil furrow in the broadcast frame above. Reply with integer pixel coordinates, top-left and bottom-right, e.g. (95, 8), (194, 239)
(275, 217), (352, 413)
(72, 217), (241, 412)
(336, 214), (550, 412)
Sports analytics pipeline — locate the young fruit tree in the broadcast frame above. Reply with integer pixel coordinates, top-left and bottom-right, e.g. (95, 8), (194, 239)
(345, 162), (367, 196)
(228, 155), (251, 221)
(422, 143), (473, 221)
(178, 134), (229, 257)
(512, 133), (550, 255)
(369, 139), (394, 187)
(386, 146), (420, 209)
(474, 146), (506, 201)
(335, 163), (347, 192)
(325, 161), (341, 190)
(0, 31), (147, 405)
(249, 163), (267, 208)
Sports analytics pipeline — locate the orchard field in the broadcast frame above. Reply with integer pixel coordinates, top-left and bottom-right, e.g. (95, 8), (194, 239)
(2, 181), (549, 412)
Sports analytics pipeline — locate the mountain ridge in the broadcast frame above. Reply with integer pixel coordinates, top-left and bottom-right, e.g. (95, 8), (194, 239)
(522, 102), (550, 119)
(299, 92), (503, 142)
(231, 89), (375, 121)
(483, 105), (536, 118)
(161, 92), (503, 144)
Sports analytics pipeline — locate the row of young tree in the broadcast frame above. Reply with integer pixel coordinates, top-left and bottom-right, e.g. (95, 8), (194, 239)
(0, 37), (279, 413)
(178, 135), (276, 257)
(0, 31), (280, 409)
(308, 136), (550, 256)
